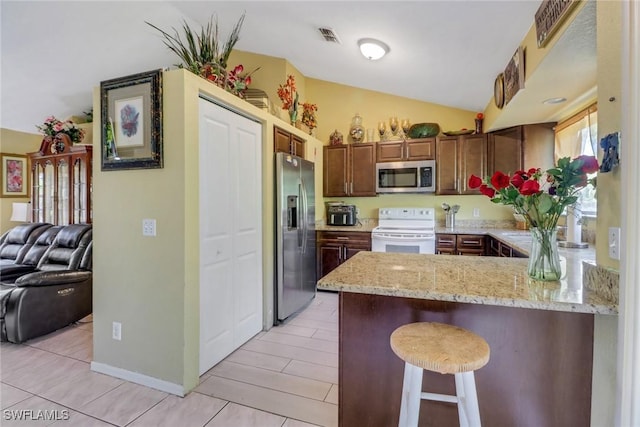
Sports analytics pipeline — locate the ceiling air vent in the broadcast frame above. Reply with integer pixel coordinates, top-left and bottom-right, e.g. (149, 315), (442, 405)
(318, 27), (341, 44)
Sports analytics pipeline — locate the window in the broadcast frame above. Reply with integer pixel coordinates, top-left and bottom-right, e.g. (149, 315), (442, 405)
(554, 104), (598, 215)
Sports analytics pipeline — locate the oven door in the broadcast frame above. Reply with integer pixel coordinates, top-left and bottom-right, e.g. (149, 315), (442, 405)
(371, 232), (435, 254)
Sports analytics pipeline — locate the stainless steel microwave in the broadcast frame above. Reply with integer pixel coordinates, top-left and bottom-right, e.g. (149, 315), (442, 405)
(376, 160), (436, 193)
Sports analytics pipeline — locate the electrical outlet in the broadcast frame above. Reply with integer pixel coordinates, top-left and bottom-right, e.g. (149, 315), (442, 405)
(112, 321), (122, 341)
(473, 208), (480, 218)
(608, 227), (621, 260)
(142, 219), (156, 237)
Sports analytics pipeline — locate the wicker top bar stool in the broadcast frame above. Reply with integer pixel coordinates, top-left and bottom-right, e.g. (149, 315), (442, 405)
(390, 322), (490, 427)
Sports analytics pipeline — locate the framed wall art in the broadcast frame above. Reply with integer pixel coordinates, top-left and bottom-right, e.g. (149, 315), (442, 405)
(1, 153), (28, 198)
(100, 69), (163, 170)
(503, 46), (525, 106)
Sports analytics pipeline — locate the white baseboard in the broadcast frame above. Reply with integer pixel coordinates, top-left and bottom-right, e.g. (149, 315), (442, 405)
(91, 361), (185, 397)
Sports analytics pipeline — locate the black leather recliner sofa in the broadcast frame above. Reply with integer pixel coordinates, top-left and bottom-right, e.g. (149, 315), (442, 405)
(0, 223), (92, 343)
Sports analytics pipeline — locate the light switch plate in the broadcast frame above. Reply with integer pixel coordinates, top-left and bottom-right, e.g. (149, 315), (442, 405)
(608, 227), (620, 260)
(112, 322), (122, 340)
(473, 208), (480, 218)
(142, 219), (156, 237)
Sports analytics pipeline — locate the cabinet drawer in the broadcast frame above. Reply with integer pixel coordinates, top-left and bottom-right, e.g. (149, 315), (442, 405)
(456, 234), (485, 250)
(317, 231), (371, 246)
(435, 234), (456, 249)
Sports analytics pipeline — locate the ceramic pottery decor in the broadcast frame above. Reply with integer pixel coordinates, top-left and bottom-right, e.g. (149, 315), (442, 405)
(330, 129), (343, 145)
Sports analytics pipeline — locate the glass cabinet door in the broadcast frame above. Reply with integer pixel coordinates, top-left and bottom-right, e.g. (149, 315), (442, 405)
(32, 162), (45, 223)
(43, 161), (55, 224)
(73, 157), (88, 223)
(57, 158), (69, 225)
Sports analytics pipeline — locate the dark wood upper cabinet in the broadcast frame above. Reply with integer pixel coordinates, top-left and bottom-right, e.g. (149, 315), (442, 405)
(274, 126), (305, 158)
(488, 126), (524, 175)
(436, 134), (486, 195)
(487, 123), (556, 175)
(323, 143), (376, 197)
(377, 138), (435, 162)
(459, 133), (487, 194)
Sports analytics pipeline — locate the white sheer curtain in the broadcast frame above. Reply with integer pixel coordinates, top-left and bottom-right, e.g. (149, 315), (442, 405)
(554, 104), (598, 214)
(554, 105), (598, 161)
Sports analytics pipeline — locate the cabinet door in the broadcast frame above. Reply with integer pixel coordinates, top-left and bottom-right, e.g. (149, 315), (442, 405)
(459, 134), (487, 195)
(406, 138), (435, 160)
(292, 134), (305, 159)
(345, 243), (370, 260)
(350, 143), (376, 196)
(488, 126), (523, 175)
(487, 237), (500, 256)
(317, 243), (343, 279)
(499, 243), (513, 257)
(436, 137), (459, 194)
(323, 145), (349, 197)
(376, 141), (405, 162)
(274, 127), (292, 154)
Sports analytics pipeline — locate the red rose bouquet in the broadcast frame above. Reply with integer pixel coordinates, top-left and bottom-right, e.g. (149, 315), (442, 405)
(468, 155), (598, 230)
(469, 155), (598, 280)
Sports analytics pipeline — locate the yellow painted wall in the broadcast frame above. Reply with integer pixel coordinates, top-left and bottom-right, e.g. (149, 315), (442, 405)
(483, 1), (588, 130)
(92, 69), (324, 393)
(0, 129), (43, 233)
(595, 1), (621, 270)
(306, 78), (478, 147)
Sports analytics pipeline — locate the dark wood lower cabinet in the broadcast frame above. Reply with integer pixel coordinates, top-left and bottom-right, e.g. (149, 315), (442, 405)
(338, 292), (593, 427)
(436, 233), (485, 255)
(316, 231), (371, 279)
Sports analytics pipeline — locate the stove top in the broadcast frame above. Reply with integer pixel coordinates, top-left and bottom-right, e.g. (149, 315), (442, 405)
(373, 207), (435, 234)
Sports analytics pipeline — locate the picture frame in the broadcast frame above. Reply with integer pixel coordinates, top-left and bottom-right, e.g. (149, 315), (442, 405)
(503, 46), (525, 107)
(100, 69), (163, 170)
(1, 153), (29, 198)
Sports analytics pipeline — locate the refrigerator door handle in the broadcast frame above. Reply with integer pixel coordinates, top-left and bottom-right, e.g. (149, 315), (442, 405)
(300, 180), (308, 254)
(297, 184), (303, 248)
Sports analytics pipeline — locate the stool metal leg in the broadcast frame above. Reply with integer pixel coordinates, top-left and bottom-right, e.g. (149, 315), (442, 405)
(398, 362), (423, 427)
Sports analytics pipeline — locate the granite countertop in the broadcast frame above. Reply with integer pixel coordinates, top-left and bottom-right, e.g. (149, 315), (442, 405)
(317, 251), (617, 315)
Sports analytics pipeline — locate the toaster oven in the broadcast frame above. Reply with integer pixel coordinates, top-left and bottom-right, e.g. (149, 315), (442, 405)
(326, 205), (357, 226)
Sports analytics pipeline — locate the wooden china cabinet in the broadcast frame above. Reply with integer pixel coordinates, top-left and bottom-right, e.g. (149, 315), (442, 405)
(28, 134), (93, 225)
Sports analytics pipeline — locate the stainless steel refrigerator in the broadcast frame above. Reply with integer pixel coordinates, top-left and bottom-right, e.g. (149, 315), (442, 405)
(275, 152), (316, 322)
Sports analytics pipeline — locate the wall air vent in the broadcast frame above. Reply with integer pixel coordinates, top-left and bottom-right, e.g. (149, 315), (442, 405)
(318, 27), (341, 44)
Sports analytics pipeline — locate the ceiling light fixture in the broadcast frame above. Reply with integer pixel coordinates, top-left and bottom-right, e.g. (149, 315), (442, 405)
(542, 97), (567, 104)
(358, 38), (389, 60)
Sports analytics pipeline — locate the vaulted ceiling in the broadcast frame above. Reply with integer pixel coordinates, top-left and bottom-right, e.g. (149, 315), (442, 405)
(0, 1), (595, 134)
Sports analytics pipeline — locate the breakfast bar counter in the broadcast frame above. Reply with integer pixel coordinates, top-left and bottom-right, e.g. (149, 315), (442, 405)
(317, 252), (617, 427)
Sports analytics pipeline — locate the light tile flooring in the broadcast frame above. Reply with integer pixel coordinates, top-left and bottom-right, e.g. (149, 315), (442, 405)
(0, 291), (339, 426)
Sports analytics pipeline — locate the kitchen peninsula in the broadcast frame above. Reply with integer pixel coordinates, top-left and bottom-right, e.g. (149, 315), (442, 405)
(317, 251), (617, 427)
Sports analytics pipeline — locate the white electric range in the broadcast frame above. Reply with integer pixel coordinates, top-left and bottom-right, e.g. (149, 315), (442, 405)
(371, 207), (436, 254)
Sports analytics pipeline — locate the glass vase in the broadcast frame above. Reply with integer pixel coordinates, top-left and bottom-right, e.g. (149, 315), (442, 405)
(528, 227), (562, 281)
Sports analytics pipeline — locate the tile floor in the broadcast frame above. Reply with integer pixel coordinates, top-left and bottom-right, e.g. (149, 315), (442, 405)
(0, 291), (339, 426)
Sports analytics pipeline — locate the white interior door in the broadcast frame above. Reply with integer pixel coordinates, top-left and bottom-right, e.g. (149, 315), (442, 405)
(199, 98), (262, 375)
